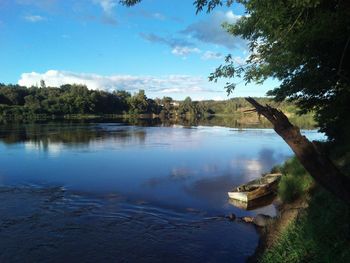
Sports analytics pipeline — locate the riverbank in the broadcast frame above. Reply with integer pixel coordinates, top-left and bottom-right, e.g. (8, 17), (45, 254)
(250, 157), (350, 263)
(249, 194), (309, 262)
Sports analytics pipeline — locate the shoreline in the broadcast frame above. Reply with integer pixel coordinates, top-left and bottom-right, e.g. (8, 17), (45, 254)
(247, 196), (309, 262)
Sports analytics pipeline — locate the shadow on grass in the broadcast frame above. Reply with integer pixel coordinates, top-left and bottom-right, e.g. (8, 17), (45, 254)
(260, 188), (350, 263)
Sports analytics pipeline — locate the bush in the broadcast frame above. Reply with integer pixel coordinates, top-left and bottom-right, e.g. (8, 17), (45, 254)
(280, 157), (307, 177)
(277, 157), (313, 203)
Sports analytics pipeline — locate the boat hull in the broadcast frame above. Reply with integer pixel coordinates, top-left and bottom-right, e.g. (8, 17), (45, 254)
(228, 191), (249, 202)
(228, 193), (277, 210)
(228, 173), (281, 203)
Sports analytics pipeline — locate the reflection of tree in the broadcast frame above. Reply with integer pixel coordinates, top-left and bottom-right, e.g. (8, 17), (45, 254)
(0, 121), (147, 150)
(156, 115), (314, 129)
(0, 117), (316, 148)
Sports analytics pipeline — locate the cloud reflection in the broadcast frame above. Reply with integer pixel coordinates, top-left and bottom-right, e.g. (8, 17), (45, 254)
(183, 174), (233, 203)
(143, 167), (197, 188)
(25, 140), (64, 157)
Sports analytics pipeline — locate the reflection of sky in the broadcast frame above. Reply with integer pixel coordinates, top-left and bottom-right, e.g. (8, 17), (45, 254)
(25, 140), (64, 158)
(0, 124), (325, 215)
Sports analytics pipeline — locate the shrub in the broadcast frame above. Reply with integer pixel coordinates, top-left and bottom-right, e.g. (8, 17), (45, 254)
(277, 157), (313, 203)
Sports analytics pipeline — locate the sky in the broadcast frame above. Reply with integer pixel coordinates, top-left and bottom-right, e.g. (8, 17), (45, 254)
(0, 0), (279, 100)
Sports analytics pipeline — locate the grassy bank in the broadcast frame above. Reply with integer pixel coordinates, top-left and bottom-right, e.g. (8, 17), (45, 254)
(259, 157), (350, 263)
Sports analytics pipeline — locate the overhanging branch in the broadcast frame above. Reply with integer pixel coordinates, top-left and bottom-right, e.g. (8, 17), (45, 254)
(245, 97), (350, 204)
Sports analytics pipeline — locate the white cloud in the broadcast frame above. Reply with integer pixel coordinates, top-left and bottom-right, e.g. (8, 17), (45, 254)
(18, 70), (218, 95)
(171, 46), (201, 56)
(24, 15), (45, 22)
(92, 0), (117, 25)
(140, 33), (198, 57)
(127, 10), (168, 21)
(152, 12), (165, 20)
(183, 11), (246, 50)
(93, 0), (116, 14)
(201, 51), (223, 60)
(225, 10), (241, 22)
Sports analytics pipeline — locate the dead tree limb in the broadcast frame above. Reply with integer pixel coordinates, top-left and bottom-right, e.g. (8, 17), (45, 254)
(245, 97), (350, 204)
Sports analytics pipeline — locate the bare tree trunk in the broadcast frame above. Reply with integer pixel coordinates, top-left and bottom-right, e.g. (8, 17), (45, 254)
(245, 97), (350, 204)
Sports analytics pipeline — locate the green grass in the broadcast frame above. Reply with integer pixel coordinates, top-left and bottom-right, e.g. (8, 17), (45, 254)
(260, 189), (350, 263)
(260, 157), (350, 263)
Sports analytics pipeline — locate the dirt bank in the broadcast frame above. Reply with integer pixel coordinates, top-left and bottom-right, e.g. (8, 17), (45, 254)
(247, 196), (309, 262)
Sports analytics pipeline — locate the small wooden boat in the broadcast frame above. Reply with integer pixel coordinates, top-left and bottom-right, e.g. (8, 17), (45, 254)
(228, 193), (277, 210)
(228, 173), (282, 202)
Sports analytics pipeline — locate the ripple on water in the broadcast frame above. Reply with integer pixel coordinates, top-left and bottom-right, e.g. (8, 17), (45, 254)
(0, 185), (258, 263)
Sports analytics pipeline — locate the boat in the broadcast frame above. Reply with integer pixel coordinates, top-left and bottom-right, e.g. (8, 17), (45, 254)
(228, 193), (277, 210)
(228, 173), (282, 202)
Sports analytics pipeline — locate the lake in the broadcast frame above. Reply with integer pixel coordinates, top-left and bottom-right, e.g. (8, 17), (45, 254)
(0, 120), (324, 262)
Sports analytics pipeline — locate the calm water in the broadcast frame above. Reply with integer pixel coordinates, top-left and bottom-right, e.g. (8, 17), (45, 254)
(0, 121), (324, 262)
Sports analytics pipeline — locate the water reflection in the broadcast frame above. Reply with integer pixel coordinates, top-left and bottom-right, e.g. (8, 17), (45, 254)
(0, 122), (148, 155)
(24, 140), (64, 157)
(0, 121), (324, 215)
(0, 115), (317, 146)
(184, 174), (233, 203)
(0, 120), (324, 262)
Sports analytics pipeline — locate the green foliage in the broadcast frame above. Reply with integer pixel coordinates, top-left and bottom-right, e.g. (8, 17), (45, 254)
(127, 90), (147, 114)
(178, 96), (205, 116)
(260, 188), (350, 263)
(278, 175), (307, 203)
(206, 0), (350, 146)
(278, 157), (313, 203)
(0, 84), (315, 127)
(280, 157), (308, 177)
(0, 84), (133, 116)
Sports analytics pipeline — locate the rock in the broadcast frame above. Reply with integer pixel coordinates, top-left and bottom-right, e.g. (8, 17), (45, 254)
(227, 213), (236, 221)
(242, 216), (254, 223)
(253, 214), (274, 227)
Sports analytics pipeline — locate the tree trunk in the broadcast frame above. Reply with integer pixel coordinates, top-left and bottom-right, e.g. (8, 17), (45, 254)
(245, 97), (350, 204)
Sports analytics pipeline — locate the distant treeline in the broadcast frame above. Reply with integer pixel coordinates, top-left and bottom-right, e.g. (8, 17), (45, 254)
(0, 83), (312, 121)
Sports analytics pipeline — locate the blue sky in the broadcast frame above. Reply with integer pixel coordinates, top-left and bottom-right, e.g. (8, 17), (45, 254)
(0, 0), (278, 100)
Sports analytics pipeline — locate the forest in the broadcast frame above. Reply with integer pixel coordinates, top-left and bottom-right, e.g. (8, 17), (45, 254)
(0, 82), (307, 120)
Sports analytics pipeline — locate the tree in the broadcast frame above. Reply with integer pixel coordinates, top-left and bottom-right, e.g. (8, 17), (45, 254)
(114, 90), (132, 113)
(207, 0), (350, 202)
(246, 97), (350, 203)
(161, 96), (173, 113)
(128, 90), (149, 114)
(208, 0), (350, 146)
(178, 96), (194, 115)
(40, 80), (46, 89)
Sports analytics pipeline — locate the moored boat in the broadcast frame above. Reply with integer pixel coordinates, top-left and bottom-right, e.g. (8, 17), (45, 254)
(228, 173), (282, 202)
(228, 193), (277, 210)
